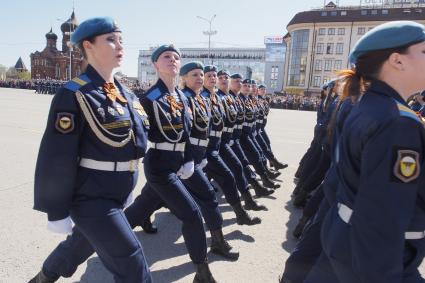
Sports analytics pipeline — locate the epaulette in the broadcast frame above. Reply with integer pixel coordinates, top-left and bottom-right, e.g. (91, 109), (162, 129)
(64, 74), (91, 92)
(200, 90), (210, 98)
(145, 87), (161, 101)
(394, 100), (421, 123)
(182, 89), (191, 98)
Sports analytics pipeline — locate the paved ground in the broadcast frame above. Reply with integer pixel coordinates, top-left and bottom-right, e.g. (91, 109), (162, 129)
(0, 87), (421, 283)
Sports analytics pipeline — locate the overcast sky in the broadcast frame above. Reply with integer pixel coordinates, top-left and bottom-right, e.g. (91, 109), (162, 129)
(2, 0), (362, 77)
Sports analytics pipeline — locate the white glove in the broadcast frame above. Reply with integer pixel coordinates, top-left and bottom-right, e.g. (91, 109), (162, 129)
(177, 161), (195, 179)
(47, 216), (73, 235)
(124, 192), (134, 208)
(199, 158), (208, 169)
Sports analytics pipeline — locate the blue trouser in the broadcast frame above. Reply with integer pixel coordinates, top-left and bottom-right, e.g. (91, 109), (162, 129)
(254, 128), (275, 161)
(219, 143), (250, 193)
(43, 200), (152, 283)
(303, 185), (325, 220)
(231, 137), (257, 182)
(249, 131), (268, 166)
(126, 166), (223, 232)
(240, 133), (267, 176)
(283, 199), (331, 283)
(137, 148), (207, 264)
(259, 126), (271, 147)
(297, 150), (331, 195)
(205, 150), (241, 206)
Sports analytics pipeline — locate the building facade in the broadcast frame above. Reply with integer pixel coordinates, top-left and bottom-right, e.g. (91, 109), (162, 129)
(30, 11), (84, 80)
(283, 0), (425, 95)
(138, 47), (266, 87)
(264, 36), (286, 93)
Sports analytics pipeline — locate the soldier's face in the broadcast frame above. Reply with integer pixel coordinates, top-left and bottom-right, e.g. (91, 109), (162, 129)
(230, 78), (242, 92)
(154, 51), (181, 77)
(204, 72), (217, 89)
(241, 84), (250, 95)
(184, 69), (204, 92)
(399, 41), (425, 96)
(84, 32), (123, 68)
(218, 74), (229, 89)
(258, 88), (266, 96)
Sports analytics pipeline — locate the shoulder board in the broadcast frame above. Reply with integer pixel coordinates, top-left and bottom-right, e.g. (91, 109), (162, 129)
(394, 100), (421, 123)
(200, 90), (210, 98)
(145, 88), (161, 101)
(64, 74), (91, 92)
(182, 89), (191, 98)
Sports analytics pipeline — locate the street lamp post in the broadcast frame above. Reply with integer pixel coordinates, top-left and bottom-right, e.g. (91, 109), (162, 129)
(196, 15), (217, 64)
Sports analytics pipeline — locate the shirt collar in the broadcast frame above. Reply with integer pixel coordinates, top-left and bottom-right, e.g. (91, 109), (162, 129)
(368, 80), (407, 106)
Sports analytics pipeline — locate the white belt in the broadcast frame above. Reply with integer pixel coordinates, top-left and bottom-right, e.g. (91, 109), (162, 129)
(405, 231), (425, 240)
(79, 158), (139, 172)
(337, 203), (353, 224)
(253, 131), (257, 136)
(257, 119), (264, 124)
(149, 142), (185, 152)
(227, 140), (234, 146)
(189, 137), (209, 147)
(337, 202), (424, 240)
(223, 126), (234, 133)
(236, 125), (243, 130)
(210, 130), (222, 138)
(243, 122), (255, 127)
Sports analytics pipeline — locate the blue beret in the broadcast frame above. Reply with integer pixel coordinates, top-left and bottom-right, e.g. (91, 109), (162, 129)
(204, 65), (217, 73)
(217, 69), (230, 77)
(349, 21), (425, 64)
(258, 84), (266, 89)
(242, 79), (251, 84)
(327, 80), (335, 89)
(71, 17), (120, 45)
(230, 73), (243, 79)
(321, 83), (328, 90)
(251, 80), (257, 85)
(151, 44), (180, 62)
(179, 61), (204, 76)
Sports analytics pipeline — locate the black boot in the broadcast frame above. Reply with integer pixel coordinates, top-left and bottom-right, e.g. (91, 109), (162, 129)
(141, 217), (158, 234)
(270, 157), (288, 171)
(242, 191), (267, 211)
(210, 229), (239, 261)
(193, 262), (217, 283)
(265, 167), (281, 179)
(250, 179), (274, 197)
(261, 174), (280, 189)
(28, 270), (57, 283)
(232, 202), (261, 225)
(293, 215), (309, 239)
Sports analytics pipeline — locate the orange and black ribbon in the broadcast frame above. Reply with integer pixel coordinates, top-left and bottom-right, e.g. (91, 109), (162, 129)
(195, 94), (206, 112)
(165, 95), (183, 116)
(103, 83), (127, 103)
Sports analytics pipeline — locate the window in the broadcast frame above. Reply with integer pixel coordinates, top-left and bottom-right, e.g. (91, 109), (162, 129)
(328, 28), (335, 35)
(334, 60), (342, 70)
(326, 43), (334, 54)
(271, 66), (279, 80)
(324, 60), (332, 71)
(313, 76), (321, 87)
(361, 10), (367, 15)
(323, 76), (330, 84)
(341, 11), (347, 16)
(331, 11), (337, 16)
(315, 60), (322, 71)
(382, 9), (389, 14)
(316, 43), (324, 54)
(321, 11), (327, 16)
(358, 27), (366, 35)
(287, 29), (310, 87)
(371, 10), (378, 15)
(337, 28), (345, 35)
(336, 43), (344, 54)
(319, 28), (326, 35)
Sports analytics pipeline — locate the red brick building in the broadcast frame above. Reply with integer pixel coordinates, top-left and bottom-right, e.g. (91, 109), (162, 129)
(30, 11), (84, 80)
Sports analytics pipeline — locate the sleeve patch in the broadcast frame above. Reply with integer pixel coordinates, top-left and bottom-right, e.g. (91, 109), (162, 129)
(55, 112), (75, 134)
(393, 149), (420, 183)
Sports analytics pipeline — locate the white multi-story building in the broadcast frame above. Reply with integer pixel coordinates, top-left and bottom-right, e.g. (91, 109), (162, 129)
(138, 47), (266, 87)
(283, 0), (425, 95)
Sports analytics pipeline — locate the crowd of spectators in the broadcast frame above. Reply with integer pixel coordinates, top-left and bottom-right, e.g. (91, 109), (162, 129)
(270, 93), (321, 111)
